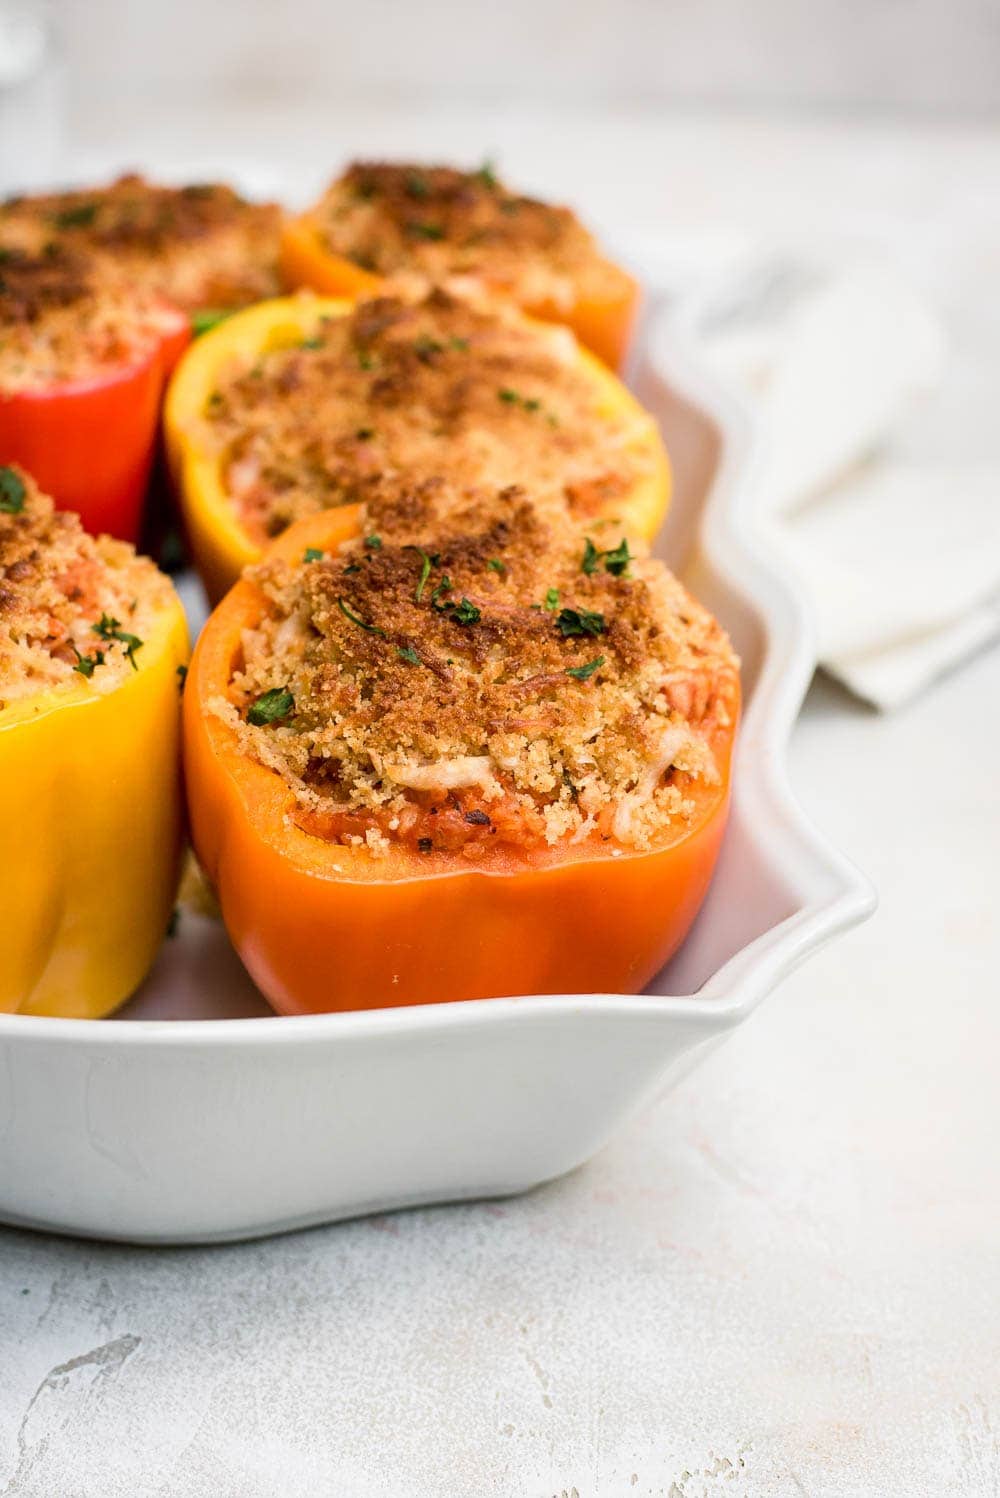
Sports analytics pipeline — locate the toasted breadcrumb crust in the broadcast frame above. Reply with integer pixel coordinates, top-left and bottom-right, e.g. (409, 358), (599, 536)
(0, 175), (282, 313)
(204, 290), (655, 541)
(0, 245), (180, 392)
(0, 468), (173, 706)
(225, 486), (738, 858)
(312, 162), (632, 313)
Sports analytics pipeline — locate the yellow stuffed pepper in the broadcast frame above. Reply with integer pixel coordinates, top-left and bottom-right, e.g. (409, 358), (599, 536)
(0, 465), (189, 1018)
(165, 290), (669, 603)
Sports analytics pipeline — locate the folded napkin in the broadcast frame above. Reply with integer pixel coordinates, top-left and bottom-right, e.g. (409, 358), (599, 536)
(672, 259), (999, 710)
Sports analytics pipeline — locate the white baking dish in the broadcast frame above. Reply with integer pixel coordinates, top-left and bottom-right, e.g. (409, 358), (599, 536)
(0, 310), (875, 1244)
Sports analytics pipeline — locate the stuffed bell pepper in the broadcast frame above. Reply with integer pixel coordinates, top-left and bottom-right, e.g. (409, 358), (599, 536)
(184, 481), (738, 1015)
(0, 466), (188, 1017)
(165, 288), (669, 601)
(280, 162), (640, 370)
(0, 244), (190, 539)
(1, 173), (283, 323)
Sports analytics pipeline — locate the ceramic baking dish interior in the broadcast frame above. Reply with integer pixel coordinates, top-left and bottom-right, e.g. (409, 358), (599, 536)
(0, 305), (875, 1244)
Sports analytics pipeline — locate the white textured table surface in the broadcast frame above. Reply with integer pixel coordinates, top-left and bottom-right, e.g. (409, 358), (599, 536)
(1, 109), (998, 1497)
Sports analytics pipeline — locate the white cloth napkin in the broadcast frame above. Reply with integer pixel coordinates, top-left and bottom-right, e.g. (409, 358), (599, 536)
(672, 259), (1000, 710)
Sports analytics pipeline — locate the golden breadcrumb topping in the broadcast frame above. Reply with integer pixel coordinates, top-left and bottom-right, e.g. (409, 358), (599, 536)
(0, 174), (282, 313)
(221, 486), (738, 859)
(204, 290), (656, 541)
(0, 245), (180, 392)
(312, 161), (632, 313)
(0, 467), (173, 706)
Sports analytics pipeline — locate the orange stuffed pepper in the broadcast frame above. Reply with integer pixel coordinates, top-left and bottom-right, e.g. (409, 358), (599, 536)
(281, 162), (640, 371)
(165, 289), (669, 602)
(184, 484), (738, 1015)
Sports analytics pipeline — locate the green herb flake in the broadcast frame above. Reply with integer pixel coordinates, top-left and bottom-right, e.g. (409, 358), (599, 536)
(247, 686), (294, 726)
(404, 171), (430, 200)
(498, 387), (520, 404)
(357, 350), (376, 370)
(397, 645), (421, 665)
(475, 160), (499, 190)
(364, 533), (382, 550)
(431, 575), (453, 607)
(451, 598), (480, 626)
(0, 465), (26, 514)
(566, 654), (605, 682)
(405, 545), (436, 603)
(303, 547), (324, 563)
(53, 202), (97, 229)
(581, 538), (600, 575)
(602, 538), (632, 577)
(92, 613), (143, 668)
(544, 587), (560, 611)
(414, 335), (444, 361)
(191, 307), (232, 338)
(448, 336), (470, 351)
(487, 558), (506, 576)
(338, 597), (387, 636)
(556, 607), (606, 638)
(407, 221), (445, 241)
(71, 645), (104, 679)
(301, 336), (324, 351)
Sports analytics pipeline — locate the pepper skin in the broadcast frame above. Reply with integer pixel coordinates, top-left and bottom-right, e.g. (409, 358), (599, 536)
(280, 212), (640, 371)
(0, 308), (190, 542)
(0, 589), (189, 1018)
(164, 294), (670, 604)
(184, 510), (737, 1016)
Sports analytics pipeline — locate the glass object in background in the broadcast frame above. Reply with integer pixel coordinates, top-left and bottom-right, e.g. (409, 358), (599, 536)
(0, 0), (62, 191)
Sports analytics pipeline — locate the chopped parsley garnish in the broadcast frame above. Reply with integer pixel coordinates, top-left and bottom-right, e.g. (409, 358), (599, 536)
(247, 686), (294, 726)
(603, 538), (632, 576)
(544, 587), (560, 611)
(92, 613), (143, 669)
(338, 597), (387, 635)
(191, 308), (231, 338)
(431, 575), (453, 607)
(566, 655), (605, 681)
(397, 645), (421, 665)
(449, 336), (470, 351)
(580, 536), (632, 578)
(405, 170), (430, 199)
(475, 160), (499, 190)
(303, 547), (324, 563)
(499, 387), (543, 414)
(53, 202), (97, 229)
(301, 336), (324, 350)
(407, 221), (445, 241)
(487, 558), (506, 576)
(556, 607), (606, 638)
(344, 562), (361, 575)
(364, 533), (382, 550)
(407, 546), (435, 603)
(450, 598), (480, 626)
(357, 350), (376, 370)
(0, 465), (26, 514)
(71, 645), (105, 678)
(414, 335), (444, 361)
